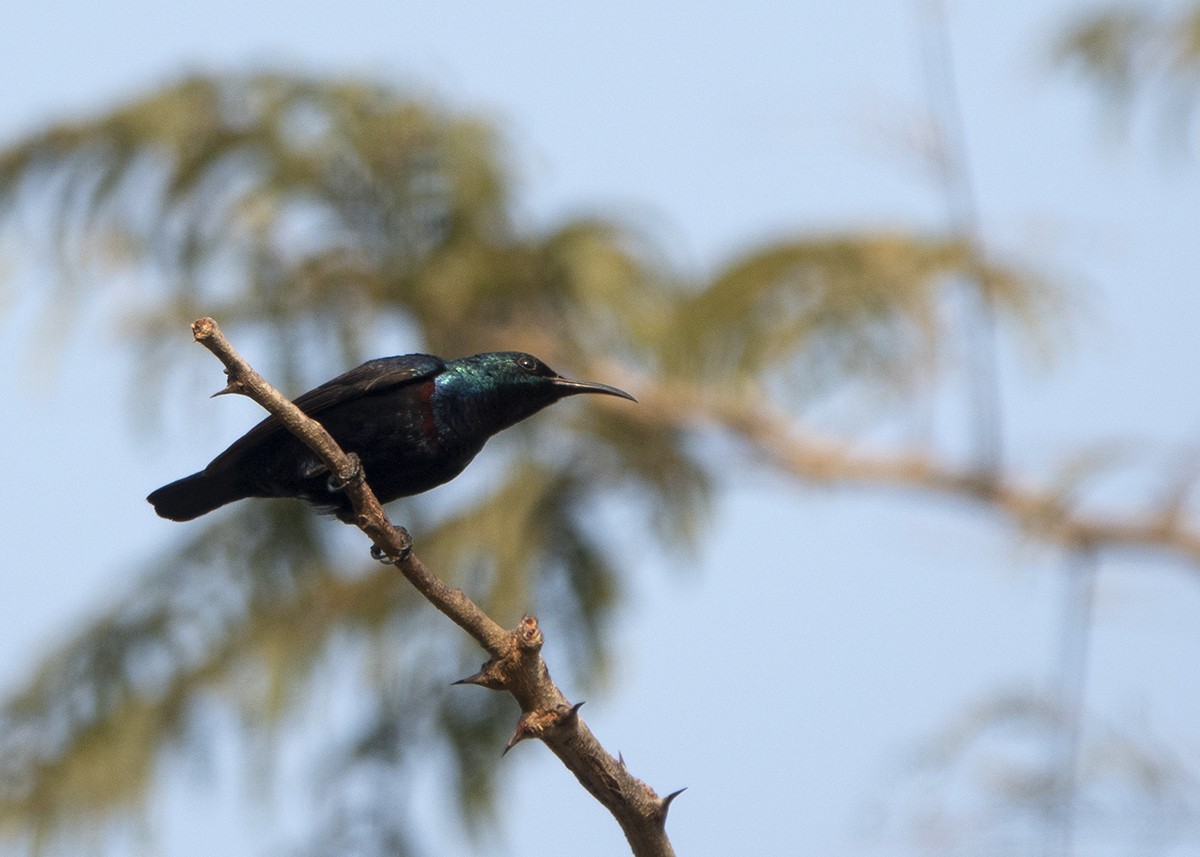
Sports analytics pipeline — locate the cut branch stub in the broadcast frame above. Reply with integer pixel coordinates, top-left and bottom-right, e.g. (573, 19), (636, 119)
(450, 616), (549, 695)
(515, 614), (544, 651)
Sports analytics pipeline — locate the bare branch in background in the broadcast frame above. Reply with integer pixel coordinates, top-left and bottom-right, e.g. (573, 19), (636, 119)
(623, 372), (1200, 566)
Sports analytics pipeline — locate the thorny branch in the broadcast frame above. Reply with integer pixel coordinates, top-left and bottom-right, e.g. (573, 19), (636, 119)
(190, 317), (680, 857)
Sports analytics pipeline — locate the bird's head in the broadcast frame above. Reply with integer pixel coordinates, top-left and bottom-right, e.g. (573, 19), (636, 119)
(443, 351), (636, 435)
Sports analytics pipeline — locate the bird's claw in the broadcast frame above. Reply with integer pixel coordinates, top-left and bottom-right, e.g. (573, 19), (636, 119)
(327, 453), (363, 492)
(370, 531), (412, 565)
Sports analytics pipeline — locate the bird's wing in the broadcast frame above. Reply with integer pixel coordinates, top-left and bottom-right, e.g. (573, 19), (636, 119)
(206, 354), (446, 472)
(290, 354), (446, 415)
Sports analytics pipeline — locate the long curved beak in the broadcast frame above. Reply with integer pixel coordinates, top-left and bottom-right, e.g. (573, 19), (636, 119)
(552, 375), (637, 403)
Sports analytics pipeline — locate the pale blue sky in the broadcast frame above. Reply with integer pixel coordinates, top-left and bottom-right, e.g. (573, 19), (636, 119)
(2, 1), (1199, 855)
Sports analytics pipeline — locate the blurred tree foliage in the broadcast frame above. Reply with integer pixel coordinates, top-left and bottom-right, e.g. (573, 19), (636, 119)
(0, 71), (1112, 855)
(1054, 2), (1200, 150)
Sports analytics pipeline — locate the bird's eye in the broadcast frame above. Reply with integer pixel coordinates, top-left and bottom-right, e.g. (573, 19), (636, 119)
(517, 355), (538, 372)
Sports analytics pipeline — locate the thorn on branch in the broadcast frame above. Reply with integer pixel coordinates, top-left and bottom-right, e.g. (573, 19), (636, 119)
(659, 788), (687, 825)
(452, 658), (507, 690)
(502, 715), (535, 756)
(501, 702), (586, 757)
(565, 700), (585, 722)
(210, 375), (246, 398)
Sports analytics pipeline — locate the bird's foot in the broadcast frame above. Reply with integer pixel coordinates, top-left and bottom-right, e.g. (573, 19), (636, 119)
(326, 453), (363, 493)
(370, 529), (412, 565)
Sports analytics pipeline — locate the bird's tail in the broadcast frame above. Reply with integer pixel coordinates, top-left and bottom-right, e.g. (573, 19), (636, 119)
(147, 471), (246, 521)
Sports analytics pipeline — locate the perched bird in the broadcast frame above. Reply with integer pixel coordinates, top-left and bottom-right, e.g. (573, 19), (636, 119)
(148, 351), (635, 522)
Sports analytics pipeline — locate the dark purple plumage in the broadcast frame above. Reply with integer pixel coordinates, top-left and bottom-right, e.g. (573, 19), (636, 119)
(147, 351), (635, 522)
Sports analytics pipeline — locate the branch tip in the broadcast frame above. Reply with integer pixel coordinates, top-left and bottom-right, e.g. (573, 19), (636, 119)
(191, 316), (218, 341)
